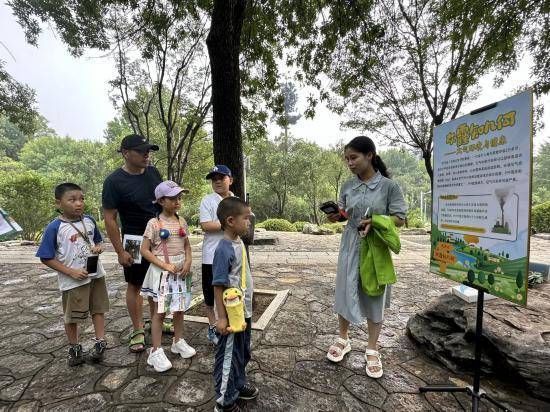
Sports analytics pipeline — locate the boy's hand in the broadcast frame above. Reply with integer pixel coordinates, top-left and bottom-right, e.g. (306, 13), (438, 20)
(180, 260), (191, 277)
(216, 317), (230, 336)
(118, 251), (133, 267)
(90, 245), (104, 255)
(163, 263), (178, 274)
(69, 268), (88, 280)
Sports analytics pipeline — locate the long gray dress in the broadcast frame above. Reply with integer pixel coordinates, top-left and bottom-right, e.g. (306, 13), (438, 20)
(334, 172), (408, 324)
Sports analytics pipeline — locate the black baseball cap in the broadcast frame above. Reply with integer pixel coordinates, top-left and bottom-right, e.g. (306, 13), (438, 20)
(118, 134), (159, 152)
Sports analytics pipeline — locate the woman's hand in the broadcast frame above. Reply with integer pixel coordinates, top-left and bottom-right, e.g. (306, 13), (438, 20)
(327, 212), (340, 223)
(358, 218), (372, 237)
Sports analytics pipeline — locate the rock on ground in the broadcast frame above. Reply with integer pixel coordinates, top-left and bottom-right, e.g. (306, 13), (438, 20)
(407, 283), (550, 401)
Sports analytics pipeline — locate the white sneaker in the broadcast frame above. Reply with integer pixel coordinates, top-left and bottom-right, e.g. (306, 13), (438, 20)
(171, 338), (196, 359)
(146, 347), (172, 372)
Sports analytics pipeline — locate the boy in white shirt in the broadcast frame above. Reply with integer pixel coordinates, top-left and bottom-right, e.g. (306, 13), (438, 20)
(199, 165), (234, 345)
(36, 183), (108, 366)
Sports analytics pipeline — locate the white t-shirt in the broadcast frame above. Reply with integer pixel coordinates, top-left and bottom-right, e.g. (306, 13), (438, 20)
(36, 215), (106, 291)
(199, 192), (233, 264)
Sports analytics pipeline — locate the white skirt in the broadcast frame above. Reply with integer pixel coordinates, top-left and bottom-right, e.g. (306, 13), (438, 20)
(140, 254), (185, 302)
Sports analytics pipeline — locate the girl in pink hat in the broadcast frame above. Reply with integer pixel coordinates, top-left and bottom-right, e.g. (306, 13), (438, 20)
(140, 180), (196, 372)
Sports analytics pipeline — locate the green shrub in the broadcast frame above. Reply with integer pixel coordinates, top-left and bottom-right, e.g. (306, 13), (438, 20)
(0, 171), (55, 241)
(293, 221), (310, 232)
(406, 208), (427, 228)
(467, 269), (476, 283)
(322, 222), (344, 234)
(532, 201), (550, 233)
(259, 218), (296, 232)
(478, 272), (486, 284)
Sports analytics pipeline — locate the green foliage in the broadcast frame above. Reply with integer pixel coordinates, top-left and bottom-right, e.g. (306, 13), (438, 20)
(533, 142), (550, 206)
(293, 221), (309, 232)
(258, 218), (296, 232)
(532, 201), (550, 233)
(322, 222), (344, 234)
(488, 273), (495, 285)
(0, 62), (38, 135)
(382, 149), (430, 212)
(406, 208), (426, 228)
(0, 171), (55, 240)
(19, 136), (115, 217)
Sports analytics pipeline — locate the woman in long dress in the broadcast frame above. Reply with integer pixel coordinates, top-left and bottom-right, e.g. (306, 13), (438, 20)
(326, 136), (407, 378)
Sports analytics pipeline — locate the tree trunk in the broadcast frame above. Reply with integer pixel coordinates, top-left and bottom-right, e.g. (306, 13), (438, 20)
(423, 150), (433, 189)
(206, 0), (246, 199)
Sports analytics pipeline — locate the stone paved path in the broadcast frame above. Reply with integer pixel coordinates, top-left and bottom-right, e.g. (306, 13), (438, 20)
(0, 232), (549, 411)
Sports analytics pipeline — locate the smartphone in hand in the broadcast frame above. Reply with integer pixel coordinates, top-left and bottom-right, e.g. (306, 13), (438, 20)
(86, 255), (99, 274)
(319, 201), (347, 222)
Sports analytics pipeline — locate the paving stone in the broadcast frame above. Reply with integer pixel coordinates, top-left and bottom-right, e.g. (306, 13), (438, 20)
(165, 370), (214, 406)
(102, 344), (139, 367)
(423, 392), (464, 412)
(343, 374), (388, 407)
(113, 403), (191, 411)
(42, 393), (109, 411)
(0, 376), (32, 402)
(341, 351), (368, 375)
(378, 365), (427, 394)
(187, 344), (215, 374)
(253, 346), (295, 375)
(290, 360), (354, 394)
(0, 333), (45, 357)
(26, 358), (105, 404)
(382, 393), (435, 411)
(9, 400), (40, 412)
(97, 368), (133, 391)
(0, 353), (51, 379)
(247, 370), (337, 411)
(337, 388), (380, 412)
(118, 376), (173, 403)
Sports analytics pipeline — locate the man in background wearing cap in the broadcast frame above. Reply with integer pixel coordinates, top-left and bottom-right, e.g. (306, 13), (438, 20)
(102, 134), (162, 352)
(199, 165), (234, 345)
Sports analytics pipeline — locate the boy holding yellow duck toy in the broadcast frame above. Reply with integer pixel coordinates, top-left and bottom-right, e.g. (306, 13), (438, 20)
(212, 197), (258, 412)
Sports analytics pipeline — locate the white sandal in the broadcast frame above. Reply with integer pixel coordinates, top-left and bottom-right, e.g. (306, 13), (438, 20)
(326, 337), (351, 362)
(364, 349), (383, 378)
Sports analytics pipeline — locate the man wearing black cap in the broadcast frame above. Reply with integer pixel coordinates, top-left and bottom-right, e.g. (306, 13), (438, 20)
(102, 134), (162, 353)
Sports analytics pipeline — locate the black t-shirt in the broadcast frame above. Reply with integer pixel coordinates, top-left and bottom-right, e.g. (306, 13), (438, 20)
(102, 166), (163, 235)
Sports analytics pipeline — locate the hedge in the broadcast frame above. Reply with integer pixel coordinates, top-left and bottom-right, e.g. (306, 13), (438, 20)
(293, 221), (310, 232)
(532, 201), (550, 233)
(258, 218), (297, 232)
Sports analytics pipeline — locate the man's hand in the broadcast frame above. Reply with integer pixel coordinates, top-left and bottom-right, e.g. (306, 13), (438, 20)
(90, 245), (104, 255)
(216, 317), (230, 335)
(163, 263), (178, 274)
(180, 260), (191, 277)
(69, 268), (88, 280)
(118, 251), (134, 267)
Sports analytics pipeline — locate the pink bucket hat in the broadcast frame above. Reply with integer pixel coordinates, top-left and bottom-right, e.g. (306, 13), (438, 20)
(153, 180), (189, 203)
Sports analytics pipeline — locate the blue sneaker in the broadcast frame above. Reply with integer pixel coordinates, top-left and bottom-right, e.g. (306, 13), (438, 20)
(207, 325), (219, 345)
